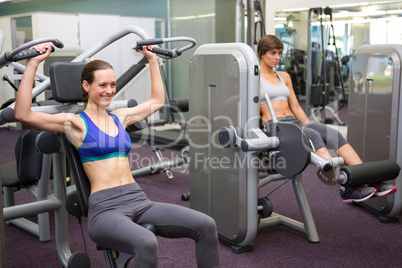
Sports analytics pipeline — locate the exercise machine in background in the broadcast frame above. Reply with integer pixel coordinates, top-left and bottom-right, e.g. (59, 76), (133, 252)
(349, 44), (402, 223)
(235, 0), (266, 51)
(188, 42), (400, 253)
(306, 7), (346, 125)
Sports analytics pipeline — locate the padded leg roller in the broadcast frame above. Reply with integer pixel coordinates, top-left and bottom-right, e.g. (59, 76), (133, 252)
(341, 159), (400, 187)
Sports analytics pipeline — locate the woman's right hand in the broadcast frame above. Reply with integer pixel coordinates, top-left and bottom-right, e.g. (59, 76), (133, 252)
(28, 43), (52, 65)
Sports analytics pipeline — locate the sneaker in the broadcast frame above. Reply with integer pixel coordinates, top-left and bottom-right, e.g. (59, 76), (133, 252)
(372, 182), (397, 197)
(340, 186), (377, 204)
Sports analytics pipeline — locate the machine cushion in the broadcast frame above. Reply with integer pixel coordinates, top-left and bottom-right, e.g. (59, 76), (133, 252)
(61, 133), (91, 216)
(36, 131), (60, 154)
(341, 159), (400, 187)
(49, 62), (86, 103)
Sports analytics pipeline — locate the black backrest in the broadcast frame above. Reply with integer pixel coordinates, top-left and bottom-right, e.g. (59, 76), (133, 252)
(61, 133), (90, 216)
(49, 62), (86, 103)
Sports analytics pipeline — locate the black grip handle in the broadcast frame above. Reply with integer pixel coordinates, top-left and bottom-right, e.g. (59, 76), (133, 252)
(150, 46), (173, 58)
(13, 45), (55, 61)
(52, 39), (64, 49)
(136, 38), (186, 59)
(136, 38), (163, 47)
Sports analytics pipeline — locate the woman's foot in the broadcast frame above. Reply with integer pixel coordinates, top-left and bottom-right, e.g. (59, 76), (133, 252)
(371, 182), (397, 197)
(340, 186), (376, 204)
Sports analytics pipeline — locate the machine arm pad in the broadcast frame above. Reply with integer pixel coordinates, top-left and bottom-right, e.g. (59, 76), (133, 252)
(341, 159), (400, 187)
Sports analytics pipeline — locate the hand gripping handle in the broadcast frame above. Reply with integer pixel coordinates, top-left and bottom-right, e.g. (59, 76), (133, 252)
(135, 37), (196, 59)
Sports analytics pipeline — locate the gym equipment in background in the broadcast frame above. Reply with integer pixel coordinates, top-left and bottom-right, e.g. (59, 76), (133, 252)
(188, 42), (400, 253)
(349, 44), (402, 223)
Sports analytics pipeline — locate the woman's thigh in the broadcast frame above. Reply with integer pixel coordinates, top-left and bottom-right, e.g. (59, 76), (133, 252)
(137, 202), (216, 239)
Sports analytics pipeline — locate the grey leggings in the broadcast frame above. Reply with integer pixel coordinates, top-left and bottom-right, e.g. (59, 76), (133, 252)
(88, 183), (220, 268)
(265, 116), (347, 152)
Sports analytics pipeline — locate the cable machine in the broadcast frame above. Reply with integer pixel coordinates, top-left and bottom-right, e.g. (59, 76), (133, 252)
(236, 0), (266, 50)
(306, 7), (345, 124)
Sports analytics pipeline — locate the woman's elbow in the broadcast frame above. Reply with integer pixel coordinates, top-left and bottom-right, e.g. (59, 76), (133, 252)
(153, 101), (165, 112)
(13, 109), (23, 122)
(14, 109), (31, 124)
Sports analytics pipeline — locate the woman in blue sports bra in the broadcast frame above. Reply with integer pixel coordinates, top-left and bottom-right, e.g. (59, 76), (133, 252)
(15, 43), (220, 267)
(257, 35), (396, 204)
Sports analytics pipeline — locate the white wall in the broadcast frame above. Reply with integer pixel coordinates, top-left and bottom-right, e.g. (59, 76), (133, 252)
(31, 12), (80, 49)
(78, 14), (155, 77)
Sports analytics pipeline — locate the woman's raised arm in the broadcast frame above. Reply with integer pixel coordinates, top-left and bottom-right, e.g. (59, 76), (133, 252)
(114, 46), (165, 128)
(14, 43), (79, 134)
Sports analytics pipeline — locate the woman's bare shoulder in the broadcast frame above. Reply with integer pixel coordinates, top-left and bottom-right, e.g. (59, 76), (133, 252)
(65, 113), (86, 147)
(278, 71), (291, 79)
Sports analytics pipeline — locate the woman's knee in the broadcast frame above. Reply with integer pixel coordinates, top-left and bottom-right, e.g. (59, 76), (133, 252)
(315, 147), (332, 159)
(199, 213), (217, 228)
(196, 214), (218, 240)
(132, 234), (158, 268)
(303, 128), (325, 151)
(305, 123), (346, 151)
(135, 233), (158, 255)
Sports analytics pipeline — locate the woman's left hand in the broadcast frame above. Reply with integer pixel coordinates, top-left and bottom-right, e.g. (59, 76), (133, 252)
(138, 45), (157, 61)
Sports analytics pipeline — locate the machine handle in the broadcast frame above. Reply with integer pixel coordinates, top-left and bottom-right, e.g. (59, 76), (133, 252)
(264, 94), (278, 123)
(0, 38), (63, 68)
(12, 45), (56, 61)
(136, 38), (163, 47)
(135, 37), (196, 59)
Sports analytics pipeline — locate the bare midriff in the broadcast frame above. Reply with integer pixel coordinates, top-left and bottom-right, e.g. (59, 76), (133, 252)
(260, 99), (294, 124)
(82, 157), (135, 194)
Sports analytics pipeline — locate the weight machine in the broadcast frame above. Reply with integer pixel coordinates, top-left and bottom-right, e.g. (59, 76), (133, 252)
(306, 7), (346, 125)
(349, 44), (402, 223)
(188, 42), (400, 253)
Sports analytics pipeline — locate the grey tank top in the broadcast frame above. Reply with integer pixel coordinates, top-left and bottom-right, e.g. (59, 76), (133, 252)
(260, 71), (290, 105)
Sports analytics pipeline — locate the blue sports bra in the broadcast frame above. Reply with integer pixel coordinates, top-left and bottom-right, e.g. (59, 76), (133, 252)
(77, 111), (131, 163)
(260, 71), (290, 105)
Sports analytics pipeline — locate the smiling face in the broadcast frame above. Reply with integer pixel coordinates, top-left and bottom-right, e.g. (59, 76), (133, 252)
(83, 68), (116, 107)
